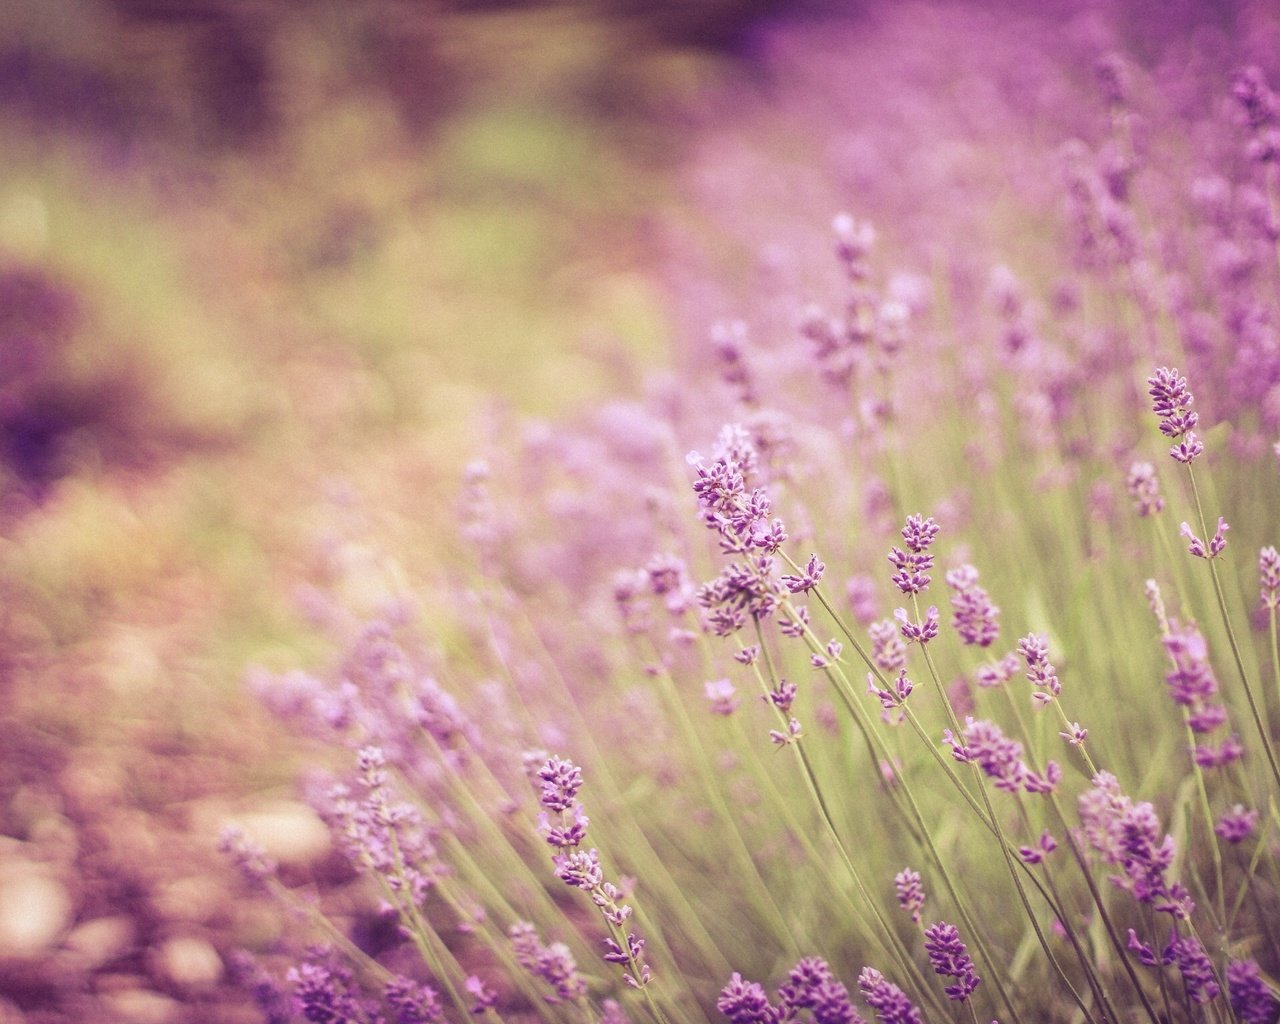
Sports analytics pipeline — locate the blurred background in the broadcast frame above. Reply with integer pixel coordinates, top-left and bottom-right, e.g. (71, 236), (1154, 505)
(0, 2), (831, 1020)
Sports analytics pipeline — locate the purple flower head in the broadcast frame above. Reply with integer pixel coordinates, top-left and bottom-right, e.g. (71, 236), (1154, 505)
(1125, 461), (1165, 516)
(1227, 959), (1280, 1024)
(867, 670), (914, 713)
(706, 678), (741, 716)
(947, 565), (1000, 647)
(1180, 517), (1229, 559)
(1215, 804), (1258, 844)
(539, 803), (590, 849)
(975, 652), (1021, 688)
(603, 934), (651, 989)
(553, 848), (603, 890)
(718, 973), (777, 1024)
(1233, 67), (1280, 163)
(1017, 633), (1062, 705)
(288, 958), (369, 1024)
(869, 619), (907, 672)
(1148, 367), (1199, 436)
(894, 868), (925, 923)
(770, 717), (804, 747)
(778, 957), (835, 1009)
(894, 606), (938, 645)
(779, 958), (864, 1024)
(782, 554), (826, 594)
(857, 968), (922, 1024)
(1018, 829), (1059, 865)
(218, 824), (277, 885)
(385, 976), (445, 1024)
(923, 922), (981, 1002)
(1127, 929), (1160, 968)
(1260, 546), (1280, 610)
(1162, 936), (1220, 1005)
(465, 975), (498, 1014)
(946, 718), (1055, 795)
(768, 680), (797, 713)
(537, 757), (584, 812)
(689, 427), (786, 556)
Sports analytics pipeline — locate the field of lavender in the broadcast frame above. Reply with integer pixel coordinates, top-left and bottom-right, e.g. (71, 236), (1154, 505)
(5, 1), (1280, 1023)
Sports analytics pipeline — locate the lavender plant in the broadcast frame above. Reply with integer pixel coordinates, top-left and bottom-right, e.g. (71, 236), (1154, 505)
(222, 6), (1280, 1024)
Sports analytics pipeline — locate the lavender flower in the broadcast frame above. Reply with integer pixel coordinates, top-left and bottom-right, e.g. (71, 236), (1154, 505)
(946, 717), (1060, 795)
(1147, 367), (1204, 463)
(465, 975), (498, 1014)
(894, 605), (939, 645)
(218, 824), (277, 885)
(974, 652), (1021, 688)
(1079, 773), (1192, 918)
(888, 515), (939, 594)
(1125, 461), (1165, 516)
(1226, 959), (1280, 1023)
(1180, 517), (1229, 558)
(385, 976), (445, 1024)
(782, 554), (826, 594)
(1260, 546), (1280, 609)
(1162, 936), (1220, 1005)
(923, 922), (981, 1002)
(946, 565), (1000, 647)
(718, 974), (776, 1024)
(857, 968), (922, 1024)
(533, 757), (650, 985)
(1215, 804), (1259, 843)
(288, 958), (370, 1024)
(867, 670), (913, 714)
(894, 868), (925, 923)
(537, 756), (584, 812)
(1017, 633), (1061, 706)
(869, 619), (907, 672)
(1233, 66), (1280, 164)
(705, 678), (741, 715)
(779, 958), (864, 1024)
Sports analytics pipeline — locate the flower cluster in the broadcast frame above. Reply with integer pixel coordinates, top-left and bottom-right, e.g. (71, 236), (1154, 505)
(945, 564), (1000, 647)
(1162, 620), (1242, 768)
(1077, 772), (1192, 919)
(509, 922), (588, 1004)
(1259, 546), (1280, 609)
(1124, 461), (1164, 517)
(1232, 66), (1280, 164)
(922, 922), (981, 1002)
(1226, 959), (1280, 1023)
(718, 958), (864, 1024)
(945, 717), (1061, 794)
(893, 868), (925, 923)
(888, 515), (939, 594)
(321, 746), (443, 907)
(857, 968), (921, 1024)
(1147, 367), (1203, 463)
(1016, 634), (1061, 707)
(534, 756), (652, 989)
(1180, 517), (1229, 559)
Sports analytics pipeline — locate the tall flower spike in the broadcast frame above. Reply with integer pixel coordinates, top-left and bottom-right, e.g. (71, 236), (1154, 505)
(894, 868), (925, 923)
(1260, 546), (1280, 609)
(1226, 959), (1280, 1023)
(923, 922), (981, 1002)
(857, 968), (922, 1024)
(1125, 461), (1164, 516)
(1147, 367), (1204, 463)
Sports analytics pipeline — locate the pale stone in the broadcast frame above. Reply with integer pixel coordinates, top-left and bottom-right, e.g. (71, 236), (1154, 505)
(155, 935), (222, 987)
(0, 867), (73, 957)
(100, 988), (181, 1024)
(63, 915), (135, 971)
(225, 800), (330, 866)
